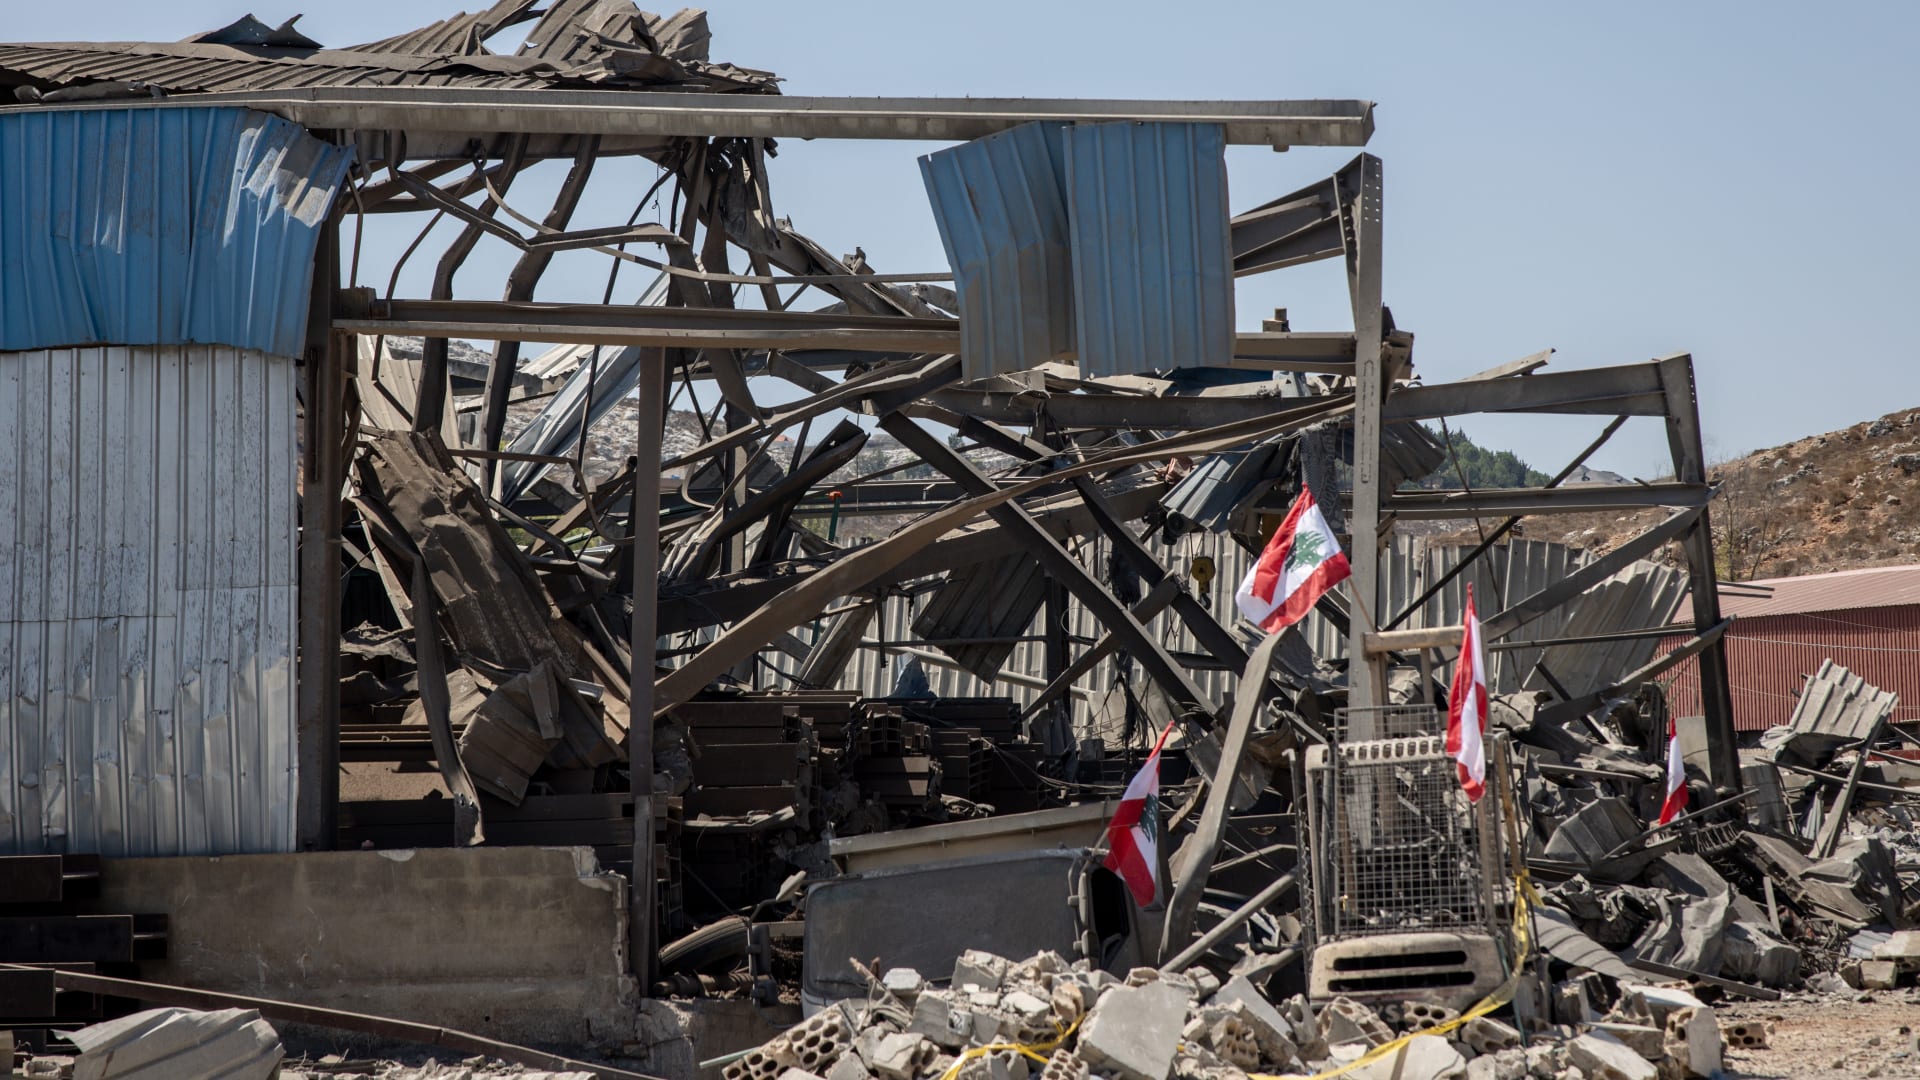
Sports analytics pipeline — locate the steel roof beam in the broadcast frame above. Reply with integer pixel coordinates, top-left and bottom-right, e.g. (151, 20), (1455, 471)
(18, 89), (1375, 147)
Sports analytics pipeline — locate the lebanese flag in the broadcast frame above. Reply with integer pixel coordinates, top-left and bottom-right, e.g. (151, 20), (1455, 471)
(1445, 584), (1489, 802)
(1233, 488), (1352, 634)
(1102, 721), (1176, 907)
(1656, 717), (1689, 825)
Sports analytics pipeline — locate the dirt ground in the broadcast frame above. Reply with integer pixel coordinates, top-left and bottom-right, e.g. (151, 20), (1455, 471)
(1717, 989), (1920, 1078)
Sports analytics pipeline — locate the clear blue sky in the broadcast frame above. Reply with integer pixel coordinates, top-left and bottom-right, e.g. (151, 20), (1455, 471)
(14, 2), (1918, 477)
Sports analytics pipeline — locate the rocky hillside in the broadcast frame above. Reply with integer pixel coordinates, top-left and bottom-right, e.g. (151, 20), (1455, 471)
(1513, 406), (1920, 580)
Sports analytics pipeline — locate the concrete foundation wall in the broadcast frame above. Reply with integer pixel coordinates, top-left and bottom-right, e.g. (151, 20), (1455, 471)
(85, 846), (642, 1052)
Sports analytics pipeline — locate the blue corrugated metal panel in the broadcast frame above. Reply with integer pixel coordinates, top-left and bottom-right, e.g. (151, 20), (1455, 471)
(1064, 122), (1234, 376)
(0, 106), (350, 357)
(920, 122), (1074, 380)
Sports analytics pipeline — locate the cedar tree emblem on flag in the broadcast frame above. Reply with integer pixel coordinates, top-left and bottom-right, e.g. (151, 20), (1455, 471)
(1233, 487), (1351, 634)
(1101, 721), (1176, 907)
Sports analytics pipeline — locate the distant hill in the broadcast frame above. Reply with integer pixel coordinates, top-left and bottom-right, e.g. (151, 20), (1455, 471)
(1508, 406), (1920, 580)
(1408, 425), (1551, 490)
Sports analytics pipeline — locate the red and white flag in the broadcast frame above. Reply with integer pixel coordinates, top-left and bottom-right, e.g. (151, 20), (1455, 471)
(1657, 717), (1689, 825)
(1102, 721), (1176, 907)
(1445, 584), (1489, 802)
(1233, 488), (1352, 634)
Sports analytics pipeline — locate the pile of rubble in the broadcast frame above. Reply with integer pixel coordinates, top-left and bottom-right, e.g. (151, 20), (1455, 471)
(720, 949), (1747, 1080)
(1481, 657), (1920, 1001)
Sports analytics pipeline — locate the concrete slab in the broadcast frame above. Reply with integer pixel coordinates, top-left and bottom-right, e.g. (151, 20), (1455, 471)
(1352, 1035), (1465, 1080)
(1566, 1032), (1657, 1080)
(1077, 981), (1190, 1080)
(83, 848), (637, 1053)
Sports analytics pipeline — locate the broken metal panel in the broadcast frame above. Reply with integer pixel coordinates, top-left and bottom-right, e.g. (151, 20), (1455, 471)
(0, 107), (349, 357)
(347, 0), (541, 55)
(1064, 121), (1235, 376)
(0, 344), (298, 857)
(910, 555), (1052, 682)
(497, 272), (670, 505)
(1774, 659), (1899, 764)
(1293, 536), (1688, 696)
(920, 121), (1074, 380)
(1159, 443), (1287, 540)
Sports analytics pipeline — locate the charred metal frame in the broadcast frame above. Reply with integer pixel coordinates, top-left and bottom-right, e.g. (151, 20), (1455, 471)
(17, 45), (1740, 975)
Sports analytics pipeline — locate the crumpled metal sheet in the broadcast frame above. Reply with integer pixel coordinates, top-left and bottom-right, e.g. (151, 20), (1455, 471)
(69, 1007), (282, 1080)
(1768, 658), (1899, 768)
(911, 554), (1051, 682)
(920, 121), (1074, 380)
(0, 2), (774, 97)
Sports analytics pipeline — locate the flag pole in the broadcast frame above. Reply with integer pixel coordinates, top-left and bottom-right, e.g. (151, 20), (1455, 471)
(1343, 577), (1384, 638)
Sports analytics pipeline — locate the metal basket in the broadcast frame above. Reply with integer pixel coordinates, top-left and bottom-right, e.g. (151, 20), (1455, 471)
(1303, 706), (1510, 942)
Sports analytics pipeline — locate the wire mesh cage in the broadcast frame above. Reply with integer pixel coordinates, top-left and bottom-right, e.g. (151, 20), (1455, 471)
(1303, 706), (1510, 941)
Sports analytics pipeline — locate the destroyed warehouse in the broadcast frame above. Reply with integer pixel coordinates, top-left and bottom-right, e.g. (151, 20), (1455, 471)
(0, 4), (1915, 1080)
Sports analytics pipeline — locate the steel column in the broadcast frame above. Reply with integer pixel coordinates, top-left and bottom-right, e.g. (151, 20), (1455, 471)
(628, 349), (667, 987)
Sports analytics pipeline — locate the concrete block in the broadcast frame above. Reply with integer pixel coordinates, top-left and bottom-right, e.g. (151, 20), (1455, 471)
(1212, 1000), (1295, 1066)
(1585, 1023), (1661, 1061)
(1719, 1019), (1770, 1049)
(1394, 1000), (1462, 1033)
(778, 1069), (826, 1080)
(1185, 1009), (1260, 1070)
(909, 994), (967, 1050)
(1660, 1007), (1721, 1078)
(1353, 1035), (1467, 1080)
(1003, 989), (1051, 1020)
(1470, 1049), (1528, 1080)
(954, 951), (1011, 991)
(1318, 997), (1393, 1049)
(1566, 1033), (1657, 1080)
(827, 1055), (873, 1080)
(1010, 951), (1068, 982)
(1859, 959), (1900, 989)
(1051, 982), (1086, 1024)
(1872, 929), (1920, 961)
(1038, 1049), (1089, 1080)
(1462, 1016), (1523, 1056)
(960, 1051), (1031, 1080)
(882, 969), (927, 1001)
(869, 1033), (937, 1080)
(1524, 1044), (1564, 1080)
(1618, 985), (1704, 1024)
(1214, 976), (1295, 1044)
(1077, 980), (1192, 1080)
(1185, 967), (1223, 1000)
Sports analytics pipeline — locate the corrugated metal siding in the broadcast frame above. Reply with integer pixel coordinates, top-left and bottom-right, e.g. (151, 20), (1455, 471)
(0, 344), (298, 856)
(920, 122), (1074, 380)
(1659, 607), (1920, 730)
(740, 529), (1688, 740)
(1301, 537), (1690, 699)
(0, 106), (349, 356)
(1719, 564), (1920, 618)
(910, 554), (1052, 681)
(1065, 122), (1234, 376)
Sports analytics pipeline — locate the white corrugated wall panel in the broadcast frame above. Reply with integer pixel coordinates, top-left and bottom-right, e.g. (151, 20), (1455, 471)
(744, 528), (1685, 742)
(0, 344), (297, 856)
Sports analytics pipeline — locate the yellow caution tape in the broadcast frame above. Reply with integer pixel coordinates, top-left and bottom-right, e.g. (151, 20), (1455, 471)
(937, 1014), (1085, 1080)
(1252, 872), (1543, 1080)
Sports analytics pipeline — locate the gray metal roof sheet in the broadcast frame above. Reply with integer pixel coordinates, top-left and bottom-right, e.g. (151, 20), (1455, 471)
(1065, 121), (1235, 377)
